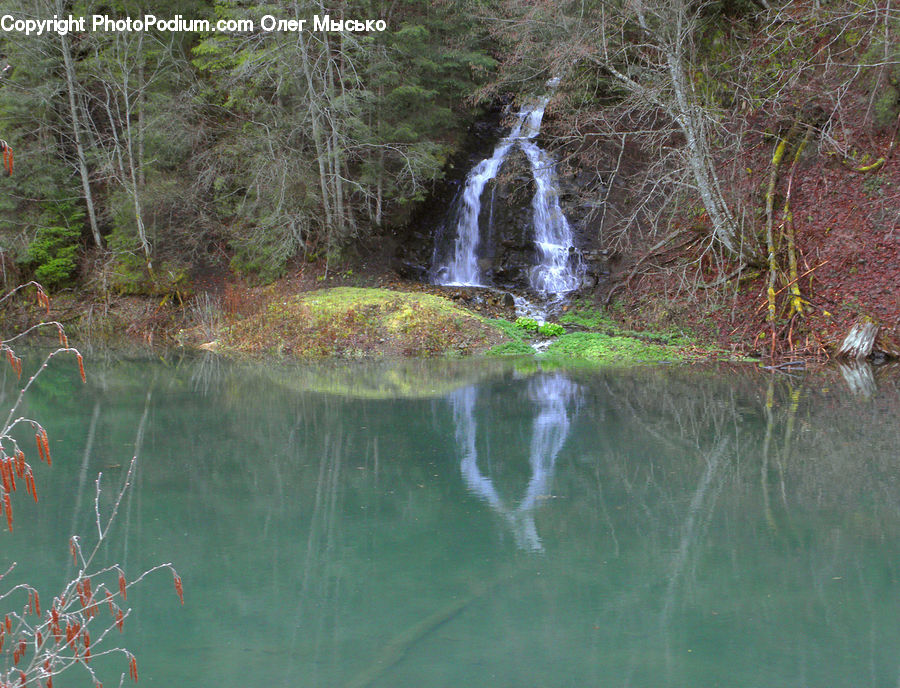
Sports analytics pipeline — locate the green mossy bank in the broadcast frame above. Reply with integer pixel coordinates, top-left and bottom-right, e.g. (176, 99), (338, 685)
(215, 287), (506, 358)
(486, 301), (725, 364)
(197, 287), (729, 365)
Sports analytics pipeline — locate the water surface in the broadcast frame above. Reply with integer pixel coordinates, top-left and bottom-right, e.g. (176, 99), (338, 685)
(3, 355), (900, 687)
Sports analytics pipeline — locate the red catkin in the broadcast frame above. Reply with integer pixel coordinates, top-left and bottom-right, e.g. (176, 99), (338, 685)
(40, 430), (50, 466)
(173, 574), (184, 605)
(35, 433), (45, 463)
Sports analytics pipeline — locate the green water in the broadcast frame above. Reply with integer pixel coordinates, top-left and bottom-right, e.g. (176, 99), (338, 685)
(3, 355), (900, 687)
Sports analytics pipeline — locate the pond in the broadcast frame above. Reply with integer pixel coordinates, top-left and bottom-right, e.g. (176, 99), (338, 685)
(3, 354), (900, 687)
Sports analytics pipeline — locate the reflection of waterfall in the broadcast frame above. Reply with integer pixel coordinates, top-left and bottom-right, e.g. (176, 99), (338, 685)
(449, 374), (580, 551)
(432, 78), (580, 295)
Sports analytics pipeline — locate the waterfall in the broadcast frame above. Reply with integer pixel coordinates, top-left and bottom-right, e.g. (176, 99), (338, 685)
(431, 109), (530, 287)
(432, 78), (581, 297)
(521, 141), (581, 295)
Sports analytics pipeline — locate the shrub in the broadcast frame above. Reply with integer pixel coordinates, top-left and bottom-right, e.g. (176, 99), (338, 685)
(26, 225), (80, 288)
(537, 322), (565, 337)
(514, 317), (539, 332)
(24, 201), (85, 289)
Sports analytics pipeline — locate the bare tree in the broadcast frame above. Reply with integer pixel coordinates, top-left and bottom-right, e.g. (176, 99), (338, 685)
(583, 0), (748, 259)
(55, 0), (102, 248)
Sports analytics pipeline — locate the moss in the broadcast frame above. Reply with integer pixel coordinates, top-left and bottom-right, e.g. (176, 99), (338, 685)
(220, 287), (507, 359)
(487, 317), (527, 340)
(559, 302), (615, 330)
(484, 301), (721, 363)
(486, 340), (536, 357)
(206, 287), (730, 365)
(544, 332), (691, 364)
(614, 327), (697, 346)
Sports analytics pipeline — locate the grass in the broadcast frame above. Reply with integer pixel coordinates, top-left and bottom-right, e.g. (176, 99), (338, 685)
(485, 340), (536, 357)
(559, 302), (616, 330)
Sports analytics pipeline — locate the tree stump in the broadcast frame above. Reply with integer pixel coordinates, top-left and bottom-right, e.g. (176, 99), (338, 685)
(837, 319), (879, 361)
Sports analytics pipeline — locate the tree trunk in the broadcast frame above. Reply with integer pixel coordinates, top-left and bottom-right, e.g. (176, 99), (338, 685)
(621, 4), (745, 260)
(137, 59), (145, 188)
(104, 83), (152, 271)
(665, 50), (742, 258)
(123, 35), (151, 271)
(297, 29), (333, 235)
(57, 10), (102, 248)
(375, 149), (384, 227)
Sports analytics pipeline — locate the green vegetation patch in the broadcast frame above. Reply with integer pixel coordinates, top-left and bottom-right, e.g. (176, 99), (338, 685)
(537, 322), (565, 337)
(514, 316), (539, 332)
(559, 302), (615, 330)
(485, 340), (536, 357)
(221, 287), (506, 359)
(484, 318), (535, 356)
(544, 332), (693, 364)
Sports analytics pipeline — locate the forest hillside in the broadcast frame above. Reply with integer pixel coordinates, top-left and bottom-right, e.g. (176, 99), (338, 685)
(0, 0), (897, 360)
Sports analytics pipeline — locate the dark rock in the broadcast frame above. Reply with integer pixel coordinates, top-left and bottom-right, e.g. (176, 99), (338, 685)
(582, 249), (609, 262)
(428, 285), (518, 319)
(392, 259), (428, 281)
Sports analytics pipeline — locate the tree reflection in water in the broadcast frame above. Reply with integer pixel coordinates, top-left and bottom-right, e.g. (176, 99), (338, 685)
(9, 356), (900, 688)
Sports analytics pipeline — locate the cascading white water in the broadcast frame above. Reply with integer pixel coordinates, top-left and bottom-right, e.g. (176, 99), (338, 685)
(432, 111), (530, 286)
(432, 80), (581, 299)
(449, 374), (580, 552)
(520, 141), (581, 295)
